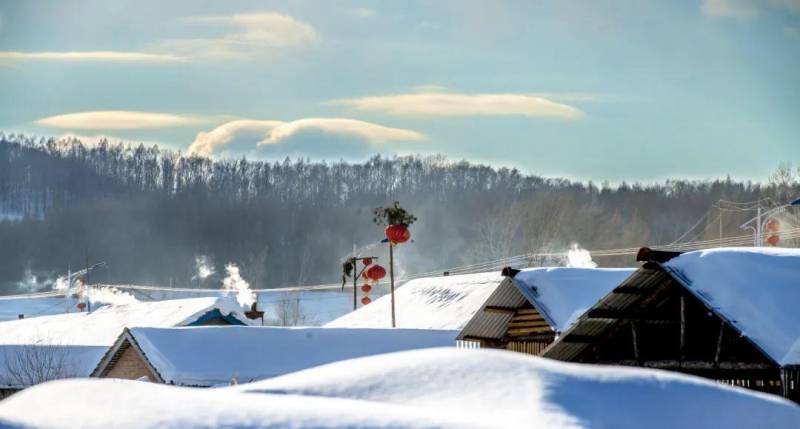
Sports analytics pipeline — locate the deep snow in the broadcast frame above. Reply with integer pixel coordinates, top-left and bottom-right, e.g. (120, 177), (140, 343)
(124, 326), (457, 386)
(0, 348), (797, 428)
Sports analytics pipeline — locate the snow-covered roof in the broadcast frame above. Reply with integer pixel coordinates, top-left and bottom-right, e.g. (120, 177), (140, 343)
(663, 247), (800, 366)
(0, 297), (249, 347)
(325, 271), (504, 329)
(0, 297), (249, 387)
(107, 326), (457, 386)
(513, 267), (635, 332)
(3, 348), (798, 428)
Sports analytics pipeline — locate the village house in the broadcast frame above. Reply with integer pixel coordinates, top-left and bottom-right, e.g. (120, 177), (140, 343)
(541, 247), (800, 403)
(92, 326), (458, 386)
(456, 267), (634, 354)
(326, 271), (505, 330)
(0, 296), (250, 398)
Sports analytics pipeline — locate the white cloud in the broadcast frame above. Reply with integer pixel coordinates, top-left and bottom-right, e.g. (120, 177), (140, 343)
(702, 0), (800, 17)
(187, 118), (425, 157)
(35, 111), (209, 130)
(155, 12), (320, 59)
(0, 12), (317, 63)
(350, 8), (376, 18)
(188, 120), (283, 157)
(0, 51), (182, 63)
(331, 92), (583, 120)
(702, 0), (760, 17)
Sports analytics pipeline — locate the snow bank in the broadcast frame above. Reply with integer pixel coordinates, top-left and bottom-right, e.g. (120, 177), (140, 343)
(1, 348), (797, 428)
(127, 326), (457, 386)
(664, 247), (800, 366)
(513, 267), (634, 332)
(326, 271), (504, 329)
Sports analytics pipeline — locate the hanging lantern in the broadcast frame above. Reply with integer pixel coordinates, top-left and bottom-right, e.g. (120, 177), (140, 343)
(767, 234), (780, 246)
(385, 224), (410, 244)
(361, 296), (371, 305)
(365, 264), (386, 281)
(362, 257), (372, 266)
(76, 302), (86, 311)
(361, 284), (372, 293)
(766, 219), (780, 232)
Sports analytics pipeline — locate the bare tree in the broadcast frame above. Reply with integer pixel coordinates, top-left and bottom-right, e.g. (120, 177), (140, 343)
(267, 292), (313, 326)
(2, 343), (78, 388)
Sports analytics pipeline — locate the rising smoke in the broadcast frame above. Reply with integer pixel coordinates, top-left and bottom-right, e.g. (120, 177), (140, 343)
(222, 263), (256, 308)
(87, 286), (138, 306)
(192, 255), (216, 281)
(565, 244), (597, 268)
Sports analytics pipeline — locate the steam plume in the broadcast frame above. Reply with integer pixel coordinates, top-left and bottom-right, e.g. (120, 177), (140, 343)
(222, 263), (255, 308)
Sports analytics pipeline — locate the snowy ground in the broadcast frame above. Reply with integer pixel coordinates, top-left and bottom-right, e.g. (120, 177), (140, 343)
(0, 348), (797, 429)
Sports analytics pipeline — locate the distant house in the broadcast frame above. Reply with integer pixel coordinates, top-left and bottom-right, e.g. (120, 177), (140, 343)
(0, 297), (249, 398)
(542, 247), (800, 403)
(93, 326), (458, 386)
(457, 267), (633, 354)
(326, 271), (504, 330)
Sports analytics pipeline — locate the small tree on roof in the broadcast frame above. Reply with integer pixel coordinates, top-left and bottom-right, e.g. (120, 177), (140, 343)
(373, 201), (417, 226)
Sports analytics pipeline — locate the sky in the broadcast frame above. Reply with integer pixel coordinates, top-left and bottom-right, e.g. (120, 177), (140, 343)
(0, 0), (798, 182)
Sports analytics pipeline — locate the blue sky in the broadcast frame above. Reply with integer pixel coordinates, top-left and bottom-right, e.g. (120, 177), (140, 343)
(0, 0), (798, 182)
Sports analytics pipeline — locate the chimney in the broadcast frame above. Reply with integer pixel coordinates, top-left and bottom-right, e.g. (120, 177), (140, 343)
(636, 247), (683, 263)
(245, 302), (265, 325)
(501, 266), (521, 278)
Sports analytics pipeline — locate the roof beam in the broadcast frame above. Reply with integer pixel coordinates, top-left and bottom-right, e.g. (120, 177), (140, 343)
(613, 286), (645, 294)
(483, 306), (518, 315)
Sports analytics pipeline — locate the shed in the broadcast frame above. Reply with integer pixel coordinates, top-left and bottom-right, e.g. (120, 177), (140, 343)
(93, 326), (458, 386)
(542, 247), (800, 402)
(457, 267), (634, 355)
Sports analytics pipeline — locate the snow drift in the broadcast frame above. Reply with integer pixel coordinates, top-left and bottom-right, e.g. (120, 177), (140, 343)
(0, 348), (797, 428)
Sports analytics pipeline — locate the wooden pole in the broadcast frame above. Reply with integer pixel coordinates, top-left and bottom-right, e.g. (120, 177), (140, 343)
(680, 295), (686, 361)
(352, 257), (357, 311)
(389, 242), (395, 328)
(85, 247), (91, 313)
(631, 322), (640, 362)
(714, 319), (725, 365)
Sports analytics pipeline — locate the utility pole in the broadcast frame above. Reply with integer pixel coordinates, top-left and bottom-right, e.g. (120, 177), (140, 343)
(389, 243), (395, 328)
(85, 247), (91, 312)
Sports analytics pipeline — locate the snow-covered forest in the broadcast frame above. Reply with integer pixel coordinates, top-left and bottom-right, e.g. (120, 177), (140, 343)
(1, 134), (797, 293)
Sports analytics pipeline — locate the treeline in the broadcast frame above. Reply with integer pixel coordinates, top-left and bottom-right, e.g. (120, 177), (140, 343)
(0, 134), (796, 293)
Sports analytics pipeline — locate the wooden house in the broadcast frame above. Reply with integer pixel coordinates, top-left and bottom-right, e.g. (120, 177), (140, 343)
(92, 326), (458, 386)
(0, 297), (249, 398)
(457, 267), (633, 355)
(542, 247), (800, 403)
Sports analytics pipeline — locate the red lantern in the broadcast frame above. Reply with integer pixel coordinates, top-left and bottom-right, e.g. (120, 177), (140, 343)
(365, 264), (386, 281)
(361, 296), (371, 305)
(362, 257), (372, 266)
(385, 224), (410, 244)
(767, 234), (780, 246)
(361, 284), (372, 293)
(766, 219), (779, 232)
(77, 302), (86, 311)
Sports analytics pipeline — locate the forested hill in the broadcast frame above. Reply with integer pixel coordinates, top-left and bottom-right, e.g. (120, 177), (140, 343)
(0, 134), (792, 293)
